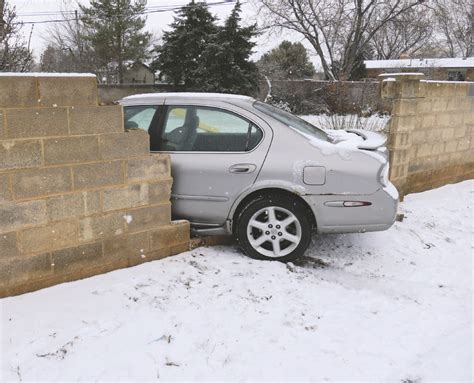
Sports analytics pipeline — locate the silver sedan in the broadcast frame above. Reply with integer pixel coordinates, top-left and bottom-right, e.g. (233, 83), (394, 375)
(120, 93), (398, 262)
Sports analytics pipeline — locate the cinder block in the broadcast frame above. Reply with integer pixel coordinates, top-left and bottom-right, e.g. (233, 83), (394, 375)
(453, 126), (467, 138)
(102, 183), (149, 212)
(457, 138), (471, 151)
(438, 114), (452, 129)
(0, 200), (47, 234)
(449, 151), (464, 165)
(432, 142), (445, 155)
(149, 179), (172, 204)
(46, 190), (100, 220)
(417, 100), (432, 114)
(392, 99), (416, 116)
(12, 166), (72, 200)
(125, 203), (171, 233)
(441, 128), (455, 140)
(150, 220), (190, 250)
(18, 221), (78, 254)
(0, 253), (53, 290)
(99, 130), (150, 160)
(103, 231), (150, 262)
(444, 140), (458, 153)
(5, 107), (68, 138)
(51, 242), (103, 272)
(446, 98), (461, 112)
(410, 130), (425, 145)
(46, 193), (85, 222)
(84, 191), (101, 216)
(464, 110), (474, 125)
(44, 136), (99, 165)
(0, 109), (5, 139)
(432, 98), (448, 112)
(390, 116), (416, 132)
(425, 129), (442, 140)
(170, 243), (190, 255)
(69, 105), (123, 135)
(73, 160), (124, 190)
(141, 248), (172, 263)
(461, 97), (473, 112)
(79, 211), (125, 242)
(127, 155), (169, 182)
(421, 114), (435, 129)
(0, 77), (38, 108)
(37, 76), (98, 107)
(417, 143), (432, 157)
(0, 174), (11, 202)
(0, 232), (19, 258)
(0, 140), (43, 171)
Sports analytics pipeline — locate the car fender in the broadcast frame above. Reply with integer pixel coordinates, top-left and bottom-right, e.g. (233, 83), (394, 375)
(227, 179), (309, 222)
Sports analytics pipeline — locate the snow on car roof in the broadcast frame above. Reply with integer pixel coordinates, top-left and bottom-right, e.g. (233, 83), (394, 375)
(121, 92), (255, 103)
(364, 57), (474, 69)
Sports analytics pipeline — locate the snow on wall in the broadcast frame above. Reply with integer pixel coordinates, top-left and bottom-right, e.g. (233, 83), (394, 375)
(365, 57), (474, 69)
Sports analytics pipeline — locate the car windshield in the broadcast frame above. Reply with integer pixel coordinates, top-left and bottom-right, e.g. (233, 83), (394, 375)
(253, 101), (328, 142)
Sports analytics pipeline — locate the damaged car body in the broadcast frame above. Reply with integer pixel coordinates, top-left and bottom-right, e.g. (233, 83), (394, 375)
(120, 93), (399, 262)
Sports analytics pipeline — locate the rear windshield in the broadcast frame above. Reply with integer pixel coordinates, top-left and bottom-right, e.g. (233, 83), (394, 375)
(253, 101), (328, 142)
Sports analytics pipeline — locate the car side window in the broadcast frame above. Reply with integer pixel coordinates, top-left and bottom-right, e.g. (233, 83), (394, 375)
(160, 106), (263, 152)
(124, 106), (157, 132)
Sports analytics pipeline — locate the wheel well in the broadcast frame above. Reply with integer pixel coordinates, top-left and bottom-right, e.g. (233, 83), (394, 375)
(232, 188), (317, 233)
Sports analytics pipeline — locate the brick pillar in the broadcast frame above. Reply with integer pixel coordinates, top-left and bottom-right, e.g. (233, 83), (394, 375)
(380, 73), (425, 198)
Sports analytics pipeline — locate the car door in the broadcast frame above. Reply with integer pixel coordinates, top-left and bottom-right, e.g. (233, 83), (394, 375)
(155, 103), (272, 225)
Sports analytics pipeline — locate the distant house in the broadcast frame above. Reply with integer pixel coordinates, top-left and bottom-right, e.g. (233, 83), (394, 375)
(123, 61), (155, 84)
(364, 57), (474, 81)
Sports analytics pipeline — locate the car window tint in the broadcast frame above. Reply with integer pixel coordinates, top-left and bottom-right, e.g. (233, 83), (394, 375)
(248, 124), (263, 151)
(161, 106), (263, 152)
(124, 106), (157, 132)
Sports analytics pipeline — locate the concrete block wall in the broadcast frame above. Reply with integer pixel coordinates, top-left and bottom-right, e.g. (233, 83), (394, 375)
(381, 73), (474, 197)
(0, 74), (189, 298)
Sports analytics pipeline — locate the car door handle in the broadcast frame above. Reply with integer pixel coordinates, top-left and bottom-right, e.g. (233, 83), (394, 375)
(229, 164), (257, 174)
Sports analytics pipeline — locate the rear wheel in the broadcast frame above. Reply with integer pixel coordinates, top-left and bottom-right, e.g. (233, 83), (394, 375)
(235, 194), (312, 262)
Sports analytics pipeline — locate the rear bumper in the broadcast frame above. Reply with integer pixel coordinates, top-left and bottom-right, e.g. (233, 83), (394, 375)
(303, 182), (399, 234)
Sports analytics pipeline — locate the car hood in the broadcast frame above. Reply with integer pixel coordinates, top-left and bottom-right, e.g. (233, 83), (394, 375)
(325, 129), (387, 150)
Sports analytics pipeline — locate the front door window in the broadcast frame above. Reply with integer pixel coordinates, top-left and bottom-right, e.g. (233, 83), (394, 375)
(160, 106), (263, 152)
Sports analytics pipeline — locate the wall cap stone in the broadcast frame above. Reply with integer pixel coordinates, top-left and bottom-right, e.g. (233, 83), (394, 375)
(379, 73), (425, 81)
(0, 73), (96, 78)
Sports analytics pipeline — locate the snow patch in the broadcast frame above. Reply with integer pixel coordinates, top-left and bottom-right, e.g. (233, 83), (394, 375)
(123, 214), (133, 224)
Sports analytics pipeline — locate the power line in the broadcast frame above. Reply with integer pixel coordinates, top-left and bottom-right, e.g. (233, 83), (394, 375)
(17, 1), (241, 24)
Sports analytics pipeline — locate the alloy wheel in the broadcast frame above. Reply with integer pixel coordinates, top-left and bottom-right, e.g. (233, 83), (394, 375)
(246, 206), (302, 258)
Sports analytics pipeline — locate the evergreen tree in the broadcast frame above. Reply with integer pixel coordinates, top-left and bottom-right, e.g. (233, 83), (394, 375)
(152, 1), (217, 88)
(153, 1), (259, 95)
(80, 0), (151, 83)
(257, 41), (315, 80)
(196, 1), (259, 95)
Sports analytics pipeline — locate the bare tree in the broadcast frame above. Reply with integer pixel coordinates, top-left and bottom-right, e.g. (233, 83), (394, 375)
(0, 0), (34, 71)
(371, 7), (434, 59)
(433, 0), (472, 57)
(42, 11), (99, 73)
(257, 0), (427, 80)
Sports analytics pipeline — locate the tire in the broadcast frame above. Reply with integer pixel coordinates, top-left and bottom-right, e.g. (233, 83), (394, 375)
(234, 193), (312, 262)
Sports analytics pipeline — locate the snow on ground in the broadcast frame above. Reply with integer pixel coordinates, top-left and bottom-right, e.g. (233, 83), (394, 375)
(1, 181), (472, 382)
(301, 113), (390, 133)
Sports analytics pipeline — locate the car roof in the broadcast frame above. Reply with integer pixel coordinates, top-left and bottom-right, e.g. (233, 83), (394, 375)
(120, 92), (256, 106)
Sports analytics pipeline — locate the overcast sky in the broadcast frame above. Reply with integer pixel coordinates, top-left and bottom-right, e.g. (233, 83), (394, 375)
(12, 0), (318, 67)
